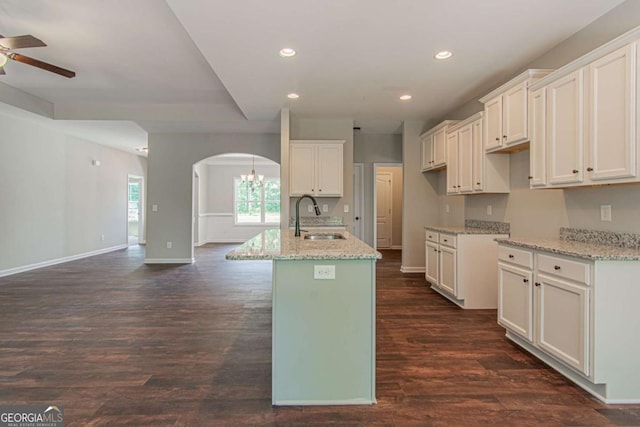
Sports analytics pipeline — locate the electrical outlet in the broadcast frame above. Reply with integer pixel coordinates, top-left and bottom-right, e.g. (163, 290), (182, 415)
(100, 234), (105, 241)
(487, 205), (493, 216)
(314, 265), (336, 280)
(152, 204), (158, 212)
(322, 204), (329, 212)
(600, 205), (612, 222)
(166, 241), (172, 249)
(343, 204), (349, 213)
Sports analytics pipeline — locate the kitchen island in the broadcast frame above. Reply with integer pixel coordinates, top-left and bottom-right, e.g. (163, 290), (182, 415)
(226, 229), (381, 406)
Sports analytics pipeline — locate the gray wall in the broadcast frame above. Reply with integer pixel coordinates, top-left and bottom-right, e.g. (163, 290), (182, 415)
(354, 133), (403, 246)
(145, 133), (280, 262)
(416, 0), (640, 246)
(288, 118), (354, 230)
(0, 111), (147, 273)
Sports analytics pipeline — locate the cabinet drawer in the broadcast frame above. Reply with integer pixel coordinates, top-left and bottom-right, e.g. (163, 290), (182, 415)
(425, 231), (439, 243)
(439, 233), (456, 248)
(498, 245), (533, 269)
(537, 253), (590, 285)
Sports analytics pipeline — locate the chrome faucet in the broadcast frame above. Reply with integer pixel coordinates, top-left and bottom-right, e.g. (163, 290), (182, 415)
(295, 194), (321, 237)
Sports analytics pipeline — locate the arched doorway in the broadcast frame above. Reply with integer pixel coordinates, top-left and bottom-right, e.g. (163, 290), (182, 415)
(192, 153), (281, 250)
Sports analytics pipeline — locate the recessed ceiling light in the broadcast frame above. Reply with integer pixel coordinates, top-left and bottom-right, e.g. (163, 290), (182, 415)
(279, 48), (296, 57)
(400, 94), (412, 101)
(434, 50), (453, 60)
(287, 93), (300, 99)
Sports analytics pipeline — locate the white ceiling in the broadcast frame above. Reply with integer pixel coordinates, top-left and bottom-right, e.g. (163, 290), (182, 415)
(0, 0), (628, 153)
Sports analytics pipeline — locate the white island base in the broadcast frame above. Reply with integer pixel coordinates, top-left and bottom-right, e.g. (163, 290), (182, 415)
(272, 258), (376, 406)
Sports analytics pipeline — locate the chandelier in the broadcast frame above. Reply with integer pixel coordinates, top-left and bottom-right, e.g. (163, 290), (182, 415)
(241, 155), (264, 188)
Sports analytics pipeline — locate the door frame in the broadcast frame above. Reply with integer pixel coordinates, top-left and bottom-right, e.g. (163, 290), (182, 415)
(353, 163), (364, 240)
(127, 174), (145, 246)
(373, 163), (402, 250)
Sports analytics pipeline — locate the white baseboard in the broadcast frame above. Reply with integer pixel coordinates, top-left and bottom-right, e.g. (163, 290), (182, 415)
(144, 258), (195, 264)
(0, 244), (128, 278)
(400, 266), (426, 273)
(391, 245), (402, 250)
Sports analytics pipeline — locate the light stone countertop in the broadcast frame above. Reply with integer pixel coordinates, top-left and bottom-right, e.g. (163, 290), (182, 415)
(225, 229), (382, 261)
(496, 237), (640, 261)
(424, 225), (508, 235)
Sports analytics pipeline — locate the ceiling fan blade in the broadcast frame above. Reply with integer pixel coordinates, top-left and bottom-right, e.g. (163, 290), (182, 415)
(0, 35), (46, 50)
(7, 53), (75, 78)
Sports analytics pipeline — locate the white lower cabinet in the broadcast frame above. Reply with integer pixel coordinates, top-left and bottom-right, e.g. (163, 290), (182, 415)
(425, 230), (507, 309)
(497, 242), (640, 403)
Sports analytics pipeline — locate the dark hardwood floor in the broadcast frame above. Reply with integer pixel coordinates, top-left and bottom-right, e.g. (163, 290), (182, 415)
(1, 245), (639, 426)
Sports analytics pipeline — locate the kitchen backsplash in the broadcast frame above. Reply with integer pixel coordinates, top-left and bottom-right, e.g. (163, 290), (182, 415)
(560, 227), (640, 250)
(465, 219), (510, 234)
(289, 216), (345, 227)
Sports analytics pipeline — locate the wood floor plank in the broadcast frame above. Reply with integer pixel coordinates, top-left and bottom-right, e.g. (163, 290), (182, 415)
(0, 244), (639, 425)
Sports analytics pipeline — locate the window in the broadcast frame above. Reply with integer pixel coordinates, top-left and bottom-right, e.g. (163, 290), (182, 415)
(235, 178), (280, 224)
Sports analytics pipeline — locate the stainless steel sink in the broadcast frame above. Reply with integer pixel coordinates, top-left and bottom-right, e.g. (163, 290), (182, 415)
(303, 233), (346, 240)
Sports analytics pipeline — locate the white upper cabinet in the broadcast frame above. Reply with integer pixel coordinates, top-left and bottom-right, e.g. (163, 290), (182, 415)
(587, 43), (637, 182)
(289, 140), (344, 197)
(419, 121), (459, 172)
(547, 70), (585, 185)
(446, 112), (510, 195)
(528, 30), (640, 189)
(480, 69), (553, 153)
(528, 87), (547, 187)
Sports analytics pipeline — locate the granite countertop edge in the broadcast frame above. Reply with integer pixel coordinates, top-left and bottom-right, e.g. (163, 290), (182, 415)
(424, 225), (509, 235)
(226, 229), (382, 261)
(496, 238), (640, 261)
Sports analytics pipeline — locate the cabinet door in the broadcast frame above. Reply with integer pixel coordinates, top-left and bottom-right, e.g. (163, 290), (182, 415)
(547, 69), (584, 185)
(472, 118), (484, 191)
(433, 128), (447, 167)
(536, 274), (590, 376)
(587, 43), (637, 182)
(503, 82), (528, 145)
(425, 241), (439, 285)
(458, 124), (473, 192)
(439, 246), (456, 297)
(484, 96), (503, 151)
(290, 144), (315, 196)
(529, 87), (547, 187)
(446, 131), (459, 194)
(316, 144), (343, 196)
(498, 263), (533, 341)
(421, 135), (433, 171)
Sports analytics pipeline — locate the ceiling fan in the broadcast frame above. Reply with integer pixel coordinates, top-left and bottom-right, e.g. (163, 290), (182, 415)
(0, 34), (75, 78)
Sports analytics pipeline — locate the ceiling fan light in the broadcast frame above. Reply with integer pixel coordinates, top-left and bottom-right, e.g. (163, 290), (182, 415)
(0, 53), (8, 67)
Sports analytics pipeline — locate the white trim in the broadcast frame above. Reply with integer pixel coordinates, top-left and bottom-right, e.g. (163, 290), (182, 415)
(448, 112), (484, 133)
(419, 120), (459, 138)
(391, 245), (403, 250)
(400, 266), (425, 273)
(479, 69), (554, 102)
(198, 239), (248, 244)
(531, 24), (640, 91)
(144, 258), (195, 264)
(0, 244), (128, 278)
(199, 212), (233, 217)
(289, 139), (346, 145)
(273, 399), (375, 406)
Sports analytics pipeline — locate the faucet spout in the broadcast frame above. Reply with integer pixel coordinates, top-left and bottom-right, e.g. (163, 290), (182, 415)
(295, 194), (321, 237)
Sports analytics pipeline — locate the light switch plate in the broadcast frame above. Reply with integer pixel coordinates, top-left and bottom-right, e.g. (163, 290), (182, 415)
(601, 205), (612, 222)
(343, 205), (349, 213)
(323, 204), (329, 212)
(445, 204), (450, 213)
(308, 205), (313, 213)
(152, 204), (158, 212)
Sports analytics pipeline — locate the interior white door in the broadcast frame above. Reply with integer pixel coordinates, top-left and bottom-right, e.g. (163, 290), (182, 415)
(127, 176), (143, 246)
(353, 163), (364, 240)
(375, 172), (392, 249)
(193, 172), (199, 246)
